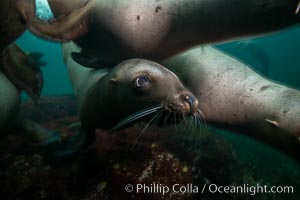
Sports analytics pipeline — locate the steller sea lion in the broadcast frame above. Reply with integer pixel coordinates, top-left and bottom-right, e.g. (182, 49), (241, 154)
(163, 46), (300, 160)
(0, 65), (20, 133)
(0, 0), (89, 50)
(62, 39), (300, 161)
(0, 43), (59, 145)
(31, 0), (300, 67)
(63, 41), (300, 160)
(0, 0), (35, 51)
(1, 43), (45, 103)
(61, 41), (201, 154)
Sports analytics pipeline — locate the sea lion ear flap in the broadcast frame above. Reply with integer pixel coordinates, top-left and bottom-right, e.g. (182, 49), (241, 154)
(71, 52), (100, 68)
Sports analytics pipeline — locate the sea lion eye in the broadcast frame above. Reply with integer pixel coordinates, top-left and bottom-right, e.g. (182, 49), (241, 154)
(135, 75), (150, 89)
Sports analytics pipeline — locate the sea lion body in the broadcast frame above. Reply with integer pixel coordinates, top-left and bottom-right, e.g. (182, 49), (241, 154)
(0, 70), (20, 133)
(33, 0), (300, 67)
(62, 42), (300, 159)
(1, 43), (44, 103)
(163, 46), (300, 159)
(0, 0), (36, 51)
(0, 43), (59, 145)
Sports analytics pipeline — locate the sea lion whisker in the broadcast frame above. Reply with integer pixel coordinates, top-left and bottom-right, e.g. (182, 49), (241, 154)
(172, 112), (178, 130)
(133, 111), (164, 151)
(173, 113), (177, 130)
(194, 113), (201, 133)
(197, 109), (206, 122)
(130, 110), (163, 151)
(186, 114), (195, 134)
(193, 113), (200, 131)
(195, 111), (203, 132)
(162, 111), (171, 127)
(182, 114), (188, 129)
(184, 114), (193, 134)
(196, 109), (207, 132)
(139, 110), (163, 145)
(147, 110), (164, 131)
(109, 105), (162, 133)
(189, 114), (196, 134)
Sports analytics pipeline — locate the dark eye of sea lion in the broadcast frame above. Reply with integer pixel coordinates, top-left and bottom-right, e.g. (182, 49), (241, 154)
(135, 75), (150, 89)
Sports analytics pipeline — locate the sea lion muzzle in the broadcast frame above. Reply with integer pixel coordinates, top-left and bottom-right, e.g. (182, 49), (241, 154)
(182, 93), (199, 115)
(161, 91), (199, 117)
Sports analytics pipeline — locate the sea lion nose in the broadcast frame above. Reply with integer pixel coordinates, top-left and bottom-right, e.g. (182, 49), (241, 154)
(183, 93), (199, 113)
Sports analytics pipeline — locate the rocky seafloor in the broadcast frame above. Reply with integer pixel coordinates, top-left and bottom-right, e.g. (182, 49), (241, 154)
(0, 96), (299, 200)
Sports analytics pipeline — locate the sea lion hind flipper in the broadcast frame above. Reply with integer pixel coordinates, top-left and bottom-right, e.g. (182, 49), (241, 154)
(50, 126), (96, 158)
(13, 116), (62, 151)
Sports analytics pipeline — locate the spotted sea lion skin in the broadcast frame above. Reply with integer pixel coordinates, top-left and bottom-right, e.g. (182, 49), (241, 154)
(31, 0), (300, 67)
(163, 46), (300, 160)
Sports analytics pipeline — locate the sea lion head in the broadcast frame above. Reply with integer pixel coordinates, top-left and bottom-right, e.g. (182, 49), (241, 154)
(89, 59), (201, 130)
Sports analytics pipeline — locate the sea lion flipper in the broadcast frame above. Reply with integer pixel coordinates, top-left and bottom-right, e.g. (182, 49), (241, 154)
(27, 52), (47, 67)
(29, 0), (95, 41)
(15, 116), (62, 147)
(0, 43), (44, 104)
(50, 125), (96, 158)
(71, 52), (101, 68)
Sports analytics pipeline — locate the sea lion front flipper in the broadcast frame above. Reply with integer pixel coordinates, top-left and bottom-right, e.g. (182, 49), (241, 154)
(71, 52), (102, 68)
(29, 0), (95, 41)
(0, 43), (44, 104)
(27, 52), (47, 67)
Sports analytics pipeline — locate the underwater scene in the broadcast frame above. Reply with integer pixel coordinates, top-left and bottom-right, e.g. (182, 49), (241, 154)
(0, 0), (300, 200)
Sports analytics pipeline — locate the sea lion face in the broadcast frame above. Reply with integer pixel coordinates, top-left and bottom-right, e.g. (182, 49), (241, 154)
(102, 59), (200, 130)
